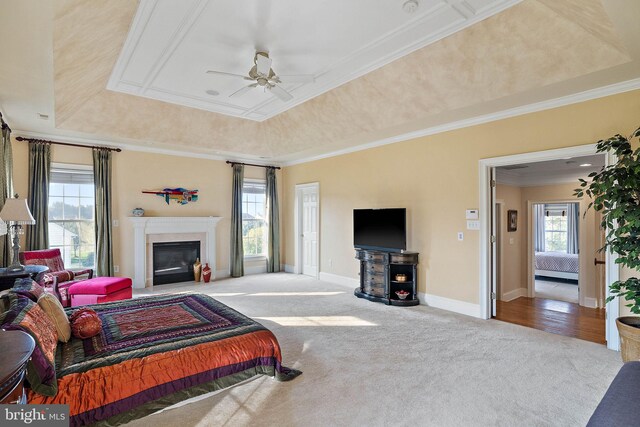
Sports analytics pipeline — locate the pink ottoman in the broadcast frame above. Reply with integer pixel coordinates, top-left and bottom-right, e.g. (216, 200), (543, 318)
(69, 277), (133, 307)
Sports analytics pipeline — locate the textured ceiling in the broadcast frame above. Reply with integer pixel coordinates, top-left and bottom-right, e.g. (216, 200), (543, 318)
(496, 154), (606, 186)
(1, 0), (639, 164)
(106, 0), (520, 121)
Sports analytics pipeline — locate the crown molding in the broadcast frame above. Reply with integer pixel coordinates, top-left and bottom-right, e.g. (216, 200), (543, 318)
(12, 78), (640, 168)
(281, 78), (640, 166)
(107, 0), (521, 122)
(12, 129), (285, 167)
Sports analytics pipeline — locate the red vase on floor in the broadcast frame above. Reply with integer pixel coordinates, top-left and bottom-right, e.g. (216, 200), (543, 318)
(202, 263), (212, 283)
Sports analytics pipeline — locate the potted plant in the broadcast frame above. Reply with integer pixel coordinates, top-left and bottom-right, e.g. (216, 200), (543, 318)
(575, 124), (640, 361)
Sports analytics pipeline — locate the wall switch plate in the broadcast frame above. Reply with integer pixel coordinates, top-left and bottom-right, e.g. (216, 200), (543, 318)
(113, 219), (119, 227)
(114, 265), (120, 273)
(466, 209), (479, 220)
(467, 220), (480, 230)
(509, 238), (515, 245)
(457, 232), (464, 241)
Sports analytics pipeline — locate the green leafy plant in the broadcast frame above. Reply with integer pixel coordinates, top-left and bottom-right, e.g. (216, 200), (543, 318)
(575, 125), (640, 314)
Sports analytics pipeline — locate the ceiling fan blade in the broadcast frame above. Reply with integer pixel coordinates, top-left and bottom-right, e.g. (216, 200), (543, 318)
(255, 53), (272, 76)
(276, 74), (315, 84)
(269, 84), (293, 102)
(229, 83), (258, 98)
(206, 70), (249, 79)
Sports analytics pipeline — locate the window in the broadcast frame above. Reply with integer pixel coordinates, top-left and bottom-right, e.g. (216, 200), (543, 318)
(544, 205), (568, 252)
(242, 181), (267, 257)
(48, 165), (95, 269)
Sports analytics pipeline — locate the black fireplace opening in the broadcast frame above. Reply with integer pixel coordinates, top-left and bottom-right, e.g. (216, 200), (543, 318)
(153, 241), (200, 285)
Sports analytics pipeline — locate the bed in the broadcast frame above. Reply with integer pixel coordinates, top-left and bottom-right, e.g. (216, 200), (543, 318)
(21, 293), (300, 426)
(534, 251), (579, 281)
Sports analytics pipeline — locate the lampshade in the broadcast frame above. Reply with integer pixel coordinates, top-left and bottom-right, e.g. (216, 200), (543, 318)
(0, 198), (35, 224)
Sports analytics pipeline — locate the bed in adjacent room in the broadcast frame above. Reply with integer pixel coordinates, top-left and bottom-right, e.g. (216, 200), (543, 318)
(3, 291), (300, 427)
(534, 251), (579, 281)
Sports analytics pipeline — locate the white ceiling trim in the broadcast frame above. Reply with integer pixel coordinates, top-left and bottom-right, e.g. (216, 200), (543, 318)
(15, 78), (640, 167)
(10, 130), (257, 164)
(107, 0), (522, 122)
(281, 77), (640, 166)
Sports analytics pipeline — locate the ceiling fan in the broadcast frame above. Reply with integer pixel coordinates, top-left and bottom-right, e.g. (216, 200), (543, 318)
(206, 51), (314, 102)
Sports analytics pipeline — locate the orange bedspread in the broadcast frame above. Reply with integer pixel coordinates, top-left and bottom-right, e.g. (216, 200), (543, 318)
(25, 294), (299, 426)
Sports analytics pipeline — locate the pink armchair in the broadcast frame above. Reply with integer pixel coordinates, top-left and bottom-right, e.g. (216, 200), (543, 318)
(19, 249), (94, 306)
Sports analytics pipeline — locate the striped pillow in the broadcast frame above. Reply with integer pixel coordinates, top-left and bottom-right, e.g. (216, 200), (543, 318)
(0, 292), (58, 396)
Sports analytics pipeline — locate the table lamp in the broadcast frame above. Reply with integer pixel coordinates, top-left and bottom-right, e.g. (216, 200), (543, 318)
(0, 195), (35, 272)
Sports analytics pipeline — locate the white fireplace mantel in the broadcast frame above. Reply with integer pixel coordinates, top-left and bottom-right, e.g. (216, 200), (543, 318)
(129, 216), (222, 288)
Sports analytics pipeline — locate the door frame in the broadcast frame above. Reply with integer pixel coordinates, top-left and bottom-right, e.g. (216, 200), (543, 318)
(294, 182), (320, 277)
(526, 199), (585, 305)
(479, 144), (620, 351)
(493, 200), (505, 314)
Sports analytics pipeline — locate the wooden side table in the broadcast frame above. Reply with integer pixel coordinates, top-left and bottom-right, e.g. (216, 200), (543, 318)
(0, 265), (49, 291)
(0, 330), (35, 404)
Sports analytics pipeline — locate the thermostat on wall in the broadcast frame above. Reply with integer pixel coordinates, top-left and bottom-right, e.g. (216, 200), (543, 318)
(466, 209), (479, 220)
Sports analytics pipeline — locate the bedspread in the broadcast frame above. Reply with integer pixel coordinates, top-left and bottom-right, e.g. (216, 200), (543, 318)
(535, 251), (579, 273)
(27, 293), (300, 426)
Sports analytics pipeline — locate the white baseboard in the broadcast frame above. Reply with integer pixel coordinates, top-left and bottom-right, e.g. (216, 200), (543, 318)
(214, 266), (266, 278)
(318, 272), (359, 289)
(501, 288), (527, 302)
(418, 292), (482, 318)
(582, 297), (598, 308)
(215, 270), (230, 280)
(317, 272), (481, 318)
(245, 265), (267, 275)
(284, 264), (295, 273)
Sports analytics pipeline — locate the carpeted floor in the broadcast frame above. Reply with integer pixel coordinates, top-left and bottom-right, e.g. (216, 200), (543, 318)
(125, 273), (621, 427)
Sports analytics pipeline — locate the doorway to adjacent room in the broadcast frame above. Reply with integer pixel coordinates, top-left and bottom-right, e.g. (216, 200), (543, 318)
(480, 146), (616, 349)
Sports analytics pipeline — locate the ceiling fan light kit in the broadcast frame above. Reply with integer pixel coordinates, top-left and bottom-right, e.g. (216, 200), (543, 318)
(403, 0), (419, 14)
(207, 51), (314, 102)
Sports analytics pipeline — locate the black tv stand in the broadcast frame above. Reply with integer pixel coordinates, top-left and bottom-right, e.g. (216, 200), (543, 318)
(354, 249), (419, 306)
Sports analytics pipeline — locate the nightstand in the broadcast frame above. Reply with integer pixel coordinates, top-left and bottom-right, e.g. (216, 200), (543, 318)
(0, 265), (49, 291)
(0, 330), (35, 404)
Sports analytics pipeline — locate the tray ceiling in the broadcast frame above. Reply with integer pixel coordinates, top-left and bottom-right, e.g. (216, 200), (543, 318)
(107, 0), (521, 121)
(1, 0), (639, 163)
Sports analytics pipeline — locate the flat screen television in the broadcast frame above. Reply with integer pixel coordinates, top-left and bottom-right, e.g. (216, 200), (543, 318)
(353, 208), (406, 252)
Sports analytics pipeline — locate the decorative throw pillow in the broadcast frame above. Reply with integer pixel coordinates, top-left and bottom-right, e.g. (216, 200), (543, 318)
(12, 278), (45, 301)
(0, 293), (58, 397)
(70, 308), (102, 339)
(37, 293), (72, 343)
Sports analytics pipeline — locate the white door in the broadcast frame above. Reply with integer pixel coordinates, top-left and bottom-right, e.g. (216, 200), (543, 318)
(301, 186), (319, 277)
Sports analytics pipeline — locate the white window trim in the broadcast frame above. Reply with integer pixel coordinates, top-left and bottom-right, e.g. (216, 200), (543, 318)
(242, 178), (267, 259)
(49, 162), (95, 269)
(51, 162), (93, 172)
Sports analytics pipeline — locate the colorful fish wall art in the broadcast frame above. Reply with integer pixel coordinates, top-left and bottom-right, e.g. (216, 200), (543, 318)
(142, 188), (199, 205)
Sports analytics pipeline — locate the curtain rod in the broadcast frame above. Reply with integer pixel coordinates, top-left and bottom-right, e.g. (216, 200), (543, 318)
(0, 112), (11, 132)
(226, 160), (280, 170)
(15, 136), (122, 152)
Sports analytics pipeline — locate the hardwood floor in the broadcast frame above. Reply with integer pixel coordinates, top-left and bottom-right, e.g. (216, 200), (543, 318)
(494, 297), (606, 344)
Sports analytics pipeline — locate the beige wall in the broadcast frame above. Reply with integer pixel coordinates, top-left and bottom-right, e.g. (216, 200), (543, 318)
(495, 184), (524, 298)
(282, 89), (640, 306)
(8, 89), (640, 311)
(10, 140), (281, 280)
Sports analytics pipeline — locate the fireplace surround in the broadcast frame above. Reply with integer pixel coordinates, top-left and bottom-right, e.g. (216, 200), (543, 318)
(130, 216), (222, 288)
